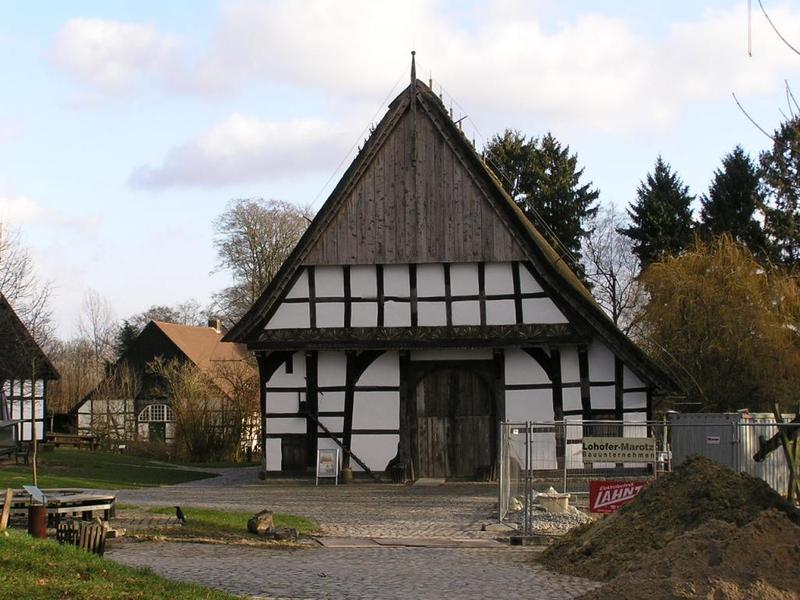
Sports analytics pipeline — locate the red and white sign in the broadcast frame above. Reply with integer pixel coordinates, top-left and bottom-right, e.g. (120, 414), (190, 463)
(589, 480), (648, 513)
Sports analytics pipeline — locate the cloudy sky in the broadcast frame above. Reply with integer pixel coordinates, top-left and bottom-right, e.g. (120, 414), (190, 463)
(2, 0), (800, 338)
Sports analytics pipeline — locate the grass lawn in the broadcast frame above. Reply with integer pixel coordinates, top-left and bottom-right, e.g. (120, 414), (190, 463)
(0, 529), (236, 600)
(0, 448), (217, 490)
(145, 506), (319, 540)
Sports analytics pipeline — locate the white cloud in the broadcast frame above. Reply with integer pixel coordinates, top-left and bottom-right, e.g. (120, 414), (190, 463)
(50, 3), (800, 131)
(0, 196), (47, 224)
(52, 18), (179, 94)
(0, 195), (101, 232)
(129, 113), (350, 188)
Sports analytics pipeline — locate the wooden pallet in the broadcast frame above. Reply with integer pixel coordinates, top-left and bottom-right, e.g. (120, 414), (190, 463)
(56, 519), (106, 555)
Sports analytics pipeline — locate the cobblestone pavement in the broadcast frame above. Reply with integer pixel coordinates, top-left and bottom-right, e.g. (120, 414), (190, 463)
(117, 469), (501, 539)
(107, 541), (600, 599)
(108, 469), (601, 598)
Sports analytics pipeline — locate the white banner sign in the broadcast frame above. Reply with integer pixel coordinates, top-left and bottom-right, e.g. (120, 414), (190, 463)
(582, 437), (656, 463)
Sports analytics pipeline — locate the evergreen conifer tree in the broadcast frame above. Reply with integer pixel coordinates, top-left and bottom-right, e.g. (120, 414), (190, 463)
(759, 117), (800, 265)
(699, 146), (765, 253)
(620, 156), (694, 269)
(486, 130), (598, 277)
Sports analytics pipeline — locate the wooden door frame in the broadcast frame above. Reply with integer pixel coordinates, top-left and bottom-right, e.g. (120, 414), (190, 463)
(401, 356), (503, 478)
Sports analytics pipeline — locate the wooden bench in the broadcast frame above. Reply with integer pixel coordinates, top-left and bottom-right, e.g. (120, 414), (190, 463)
(45, 433), (97, 450)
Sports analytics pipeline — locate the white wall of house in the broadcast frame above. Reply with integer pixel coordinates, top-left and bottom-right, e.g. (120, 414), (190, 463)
(4, 379), (45, 441)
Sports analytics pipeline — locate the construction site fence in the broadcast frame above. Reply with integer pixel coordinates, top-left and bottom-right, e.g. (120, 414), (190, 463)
(498, 418), (799, 531)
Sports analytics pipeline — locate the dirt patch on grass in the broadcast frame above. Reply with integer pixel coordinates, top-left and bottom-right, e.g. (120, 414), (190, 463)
(538, 455), (800, 582)
(579, 510), (800, 600)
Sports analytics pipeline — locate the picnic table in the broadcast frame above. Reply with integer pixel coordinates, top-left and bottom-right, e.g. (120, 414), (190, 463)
(0, 488), (116, 526)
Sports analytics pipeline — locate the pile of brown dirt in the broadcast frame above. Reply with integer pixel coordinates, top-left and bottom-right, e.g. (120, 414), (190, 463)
(579, 510), (800, 600)
(538, 455), (800, 581)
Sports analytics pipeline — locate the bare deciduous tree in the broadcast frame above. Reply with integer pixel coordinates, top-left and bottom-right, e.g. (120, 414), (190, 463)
(582, 205), (645, 334)
(46, 337), (99, 416)
(212, 198), (310, 325)
(0, 225), (54, 347)
(78, 289), (116, 375)
(90, 363), (140, 447)
(149, 357), (257, 462)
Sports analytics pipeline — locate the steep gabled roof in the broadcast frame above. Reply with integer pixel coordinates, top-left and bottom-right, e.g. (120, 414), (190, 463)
(225, 77), (678, 395)
(0, 293), (59, 381)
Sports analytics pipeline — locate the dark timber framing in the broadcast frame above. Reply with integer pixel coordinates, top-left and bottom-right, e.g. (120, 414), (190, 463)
(304, 351), (319, 468)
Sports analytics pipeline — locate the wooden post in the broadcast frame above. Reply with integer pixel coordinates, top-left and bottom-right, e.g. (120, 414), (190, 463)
(0, 488), (12, 530)
(31, 359), (38, 488)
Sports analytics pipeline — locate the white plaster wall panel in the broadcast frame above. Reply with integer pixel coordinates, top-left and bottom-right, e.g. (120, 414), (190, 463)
(138, 423), (148, 438)
(351, 302), (378, 326)
(418, 301), (447, 326)
(315, 266), (344, 296)
(384, 301), (411, 326)
(358, 351), (400, 386)
(623, 414), (647, 438)
(485, 263), (514, 294)
(265, 303), (310, 330)
(505, 389), (554, 422)
(623, 366), (645, 389)
(383, 265), (410, 296)
(78, 408), (91, 429)
(317, 437), (343, 452)
(318, 390), (344, 412)
(350, 266), (377, 298)
(266, 438), (282, 471)
(353, 391), (399, 429)
(588, 340), (615, 381)
(560, 347), (580, 383)
(486, 299), (516, 325)
(562, 388), (583, 413)
(417, 264), (445, 296)
(268, 351), (306, 387)
(450, 263), (479, 295)
(266, 392), (299, 414)
(316, 302), (345, 328)
(451, 300), (480, 325)
(565, 417), (583, 440)
(21, 422), (43, 440)
(350, 434), (399, 471)
(266, 417), (306, 434)
(504, 349), (549, 385)
(318, 352), (347, 387)
(522, 298), (569, 324)
(411, 349), (493, 361)
(318, 416), (343, 433)
(590, 385), (615, 410)
(519, 265), (544, 293)
(623, 392), (647, 410)
(565, 442), (583, 468)
(285, 269), (309, 299)
(166, 423), (176, 440)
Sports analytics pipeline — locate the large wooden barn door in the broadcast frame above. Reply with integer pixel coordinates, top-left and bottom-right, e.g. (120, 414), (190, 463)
(414, 367), (494, 478)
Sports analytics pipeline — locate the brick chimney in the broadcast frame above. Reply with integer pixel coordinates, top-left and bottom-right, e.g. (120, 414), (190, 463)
(208, 318), (226, 334)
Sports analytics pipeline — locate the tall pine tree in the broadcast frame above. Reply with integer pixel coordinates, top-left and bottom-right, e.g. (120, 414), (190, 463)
(759, 116), (800, 265)
(699, 145), (765, 253)
(620, 156), (694, 269)
(485, 130), (599, 277)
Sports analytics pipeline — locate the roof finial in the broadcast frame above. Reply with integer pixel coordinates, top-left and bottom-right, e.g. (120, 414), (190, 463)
(410, 50), (416, 86)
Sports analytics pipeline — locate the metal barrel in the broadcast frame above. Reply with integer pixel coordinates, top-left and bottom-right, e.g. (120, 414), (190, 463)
(27, 505), (47, 539)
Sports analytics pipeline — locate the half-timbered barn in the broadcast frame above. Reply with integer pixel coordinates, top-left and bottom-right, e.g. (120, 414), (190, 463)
(0, 293), (59, 443)
(225, 59), (675, 479)
(73, 319), (255, 445)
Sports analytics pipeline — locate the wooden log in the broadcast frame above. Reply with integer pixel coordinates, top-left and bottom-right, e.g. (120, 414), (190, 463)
(753, 411), (800, 462)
